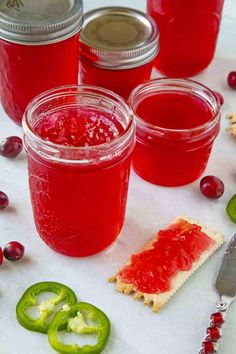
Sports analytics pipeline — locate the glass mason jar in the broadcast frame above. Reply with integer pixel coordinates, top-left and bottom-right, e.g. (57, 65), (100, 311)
(80, 7), (159, 100)
(129, 79), (221, 186)
(147, 0), (224, 77)
(23, 85), (135, 257)
(0, 0), (83, 124)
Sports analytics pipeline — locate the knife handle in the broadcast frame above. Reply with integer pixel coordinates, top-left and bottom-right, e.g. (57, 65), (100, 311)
(198, 302), (227, 354)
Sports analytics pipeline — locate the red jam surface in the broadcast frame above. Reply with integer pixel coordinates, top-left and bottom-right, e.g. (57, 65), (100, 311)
(80, 60), (153, 100)
(33, 108), (124, 146)
(147, 0), (224, 77)
(119, 219), (215, 294)
(136, 92), (213, 129)
(0, 34), (79, 125)
(28, 107), (132, 257)
(133, 91), (219, 186)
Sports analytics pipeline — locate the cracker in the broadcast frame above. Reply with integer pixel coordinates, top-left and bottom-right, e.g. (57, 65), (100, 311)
(109, 216), (224, 312)
(226, 113), (236, 137)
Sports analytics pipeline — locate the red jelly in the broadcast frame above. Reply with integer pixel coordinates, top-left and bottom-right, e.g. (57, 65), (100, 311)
(80, 7), (159, 100)
(119, 219), (215, 294)
(0, 0), (83, 125)
(23, 86), (135, 257)
(147, 0), (224, 77)
(129, 78), (221, 186)
(81, 62), (154, 102)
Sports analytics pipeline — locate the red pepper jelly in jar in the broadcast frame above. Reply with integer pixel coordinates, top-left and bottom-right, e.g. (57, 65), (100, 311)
(79, 7), (159, 100)
(23, 85), (135, 257)
(147, 0), (224, 77)
(0, 0), (83, 124)
(129, 79), (221, 186)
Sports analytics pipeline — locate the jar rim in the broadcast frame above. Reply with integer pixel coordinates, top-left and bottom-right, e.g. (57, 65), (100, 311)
(128, 78), (221, 134)
(22, 84), (135, 164)
(80, 6), (159, 70)
(0, 0), (83, 44)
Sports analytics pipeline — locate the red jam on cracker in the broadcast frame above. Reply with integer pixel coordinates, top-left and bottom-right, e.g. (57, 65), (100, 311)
(118, 219), (215, 294)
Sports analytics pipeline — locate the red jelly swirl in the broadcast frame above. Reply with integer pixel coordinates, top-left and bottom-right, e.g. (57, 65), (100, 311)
(33, 107), (125, 147)
(119, 220), (215, 294)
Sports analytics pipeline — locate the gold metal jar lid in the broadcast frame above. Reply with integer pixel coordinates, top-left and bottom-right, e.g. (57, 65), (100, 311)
(0, 0), (83, 45)
(80, 7), (159, 70)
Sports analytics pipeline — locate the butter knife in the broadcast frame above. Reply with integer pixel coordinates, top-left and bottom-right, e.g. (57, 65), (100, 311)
(198, 234), (236, 354)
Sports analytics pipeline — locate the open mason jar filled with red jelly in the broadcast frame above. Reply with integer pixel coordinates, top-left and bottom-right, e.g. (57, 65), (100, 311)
(0, 0), (83, 125)
(147, 0), (224, 77)
(23, 85), (135, 257)
(79, 7), (159, 100)
(129, 79), (221, 187)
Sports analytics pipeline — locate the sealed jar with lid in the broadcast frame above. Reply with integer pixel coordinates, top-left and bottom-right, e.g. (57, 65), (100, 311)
(79, 7), (159, 100)
(0, 0), (83, 124)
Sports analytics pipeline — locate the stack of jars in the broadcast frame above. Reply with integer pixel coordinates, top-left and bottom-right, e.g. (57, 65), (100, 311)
(0, 1), (224, 257)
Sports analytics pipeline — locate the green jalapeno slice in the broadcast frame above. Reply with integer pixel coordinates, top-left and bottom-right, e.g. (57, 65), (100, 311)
(16, 281), (77, 333)
(48, 302), (110, 354)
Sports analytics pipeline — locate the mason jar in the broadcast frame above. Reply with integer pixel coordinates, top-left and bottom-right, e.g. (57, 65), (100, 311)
(129, 78), (221, 186)
(0, 0), (83, 124)
(147, 0), (224, 77)
(23, 85), (135, 257)
(80, 7), (159, 100)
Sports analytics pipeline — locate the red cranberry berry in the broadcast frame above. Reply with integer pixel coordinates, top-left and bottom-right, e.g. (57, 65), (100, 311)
(200, 175), (224, 199)
(213, 91), (224, 105)
(0, 247), (3, 266)
(228, 71), (236, 89)
(0, 191), (9, 209)
(3, 241), (25, 261)
(0, 136), (23, 158)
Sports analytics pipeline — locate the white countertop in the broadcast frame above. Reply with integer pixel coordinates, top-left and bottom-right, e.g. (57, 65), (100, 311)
(1, 1), (236, 353)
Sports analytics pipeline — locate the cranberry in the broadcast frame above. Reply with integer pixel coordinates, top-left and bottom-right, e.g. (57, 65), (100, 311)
(0, 247), (3, 266)
(0, 136), (23, 158)
(228, 71), (236, 89)
(200, 176), (224, 199)
(213, 91), (224, 105)
(3, 241), (25, 261)
(0, 191), (9, 209)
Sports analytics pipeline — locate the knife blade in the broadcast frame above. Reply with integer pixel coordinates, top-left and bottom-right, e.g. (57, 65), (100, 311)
(215, 233), (236, 298)
(198, 234), (236, 354)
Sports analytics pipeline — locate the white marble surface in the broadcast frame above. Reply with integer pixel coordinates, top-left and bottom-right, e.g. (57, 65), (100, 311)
(1, 1), (236, 353)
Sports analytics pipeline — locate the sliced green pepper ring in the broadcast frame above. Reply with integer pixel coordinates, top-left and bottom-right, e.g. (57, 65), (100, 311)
(48, 302), (110, 354)
(226, 194), (236, 223)
(16, 282), (77, 334)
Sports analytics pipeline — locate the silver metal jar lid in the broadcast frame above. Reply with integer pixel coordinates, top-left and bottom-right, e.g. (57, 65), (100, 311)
(80, 7), (159, 70)
(0, 0), (83, 45)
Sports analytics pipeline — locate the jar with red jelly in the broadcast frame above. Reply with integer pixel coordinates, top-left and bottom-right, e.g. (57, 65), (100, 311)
(79, 7), (159, 100)
(129, 78), (221, 186)
(0, 0), (83, 124)
(23, 85), (135, 257)
(147, 0), (224, 77)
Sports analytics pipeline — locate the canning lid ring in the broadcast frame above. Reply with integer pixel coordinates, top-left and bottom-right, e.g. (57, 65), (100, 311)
(80, 6), (159, 70)
(0, 0), (83, 44)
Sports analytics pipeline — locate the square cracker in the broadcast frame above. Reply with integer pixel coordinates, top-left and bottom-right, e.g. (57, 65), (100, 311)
(109, 216), (224, 312)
